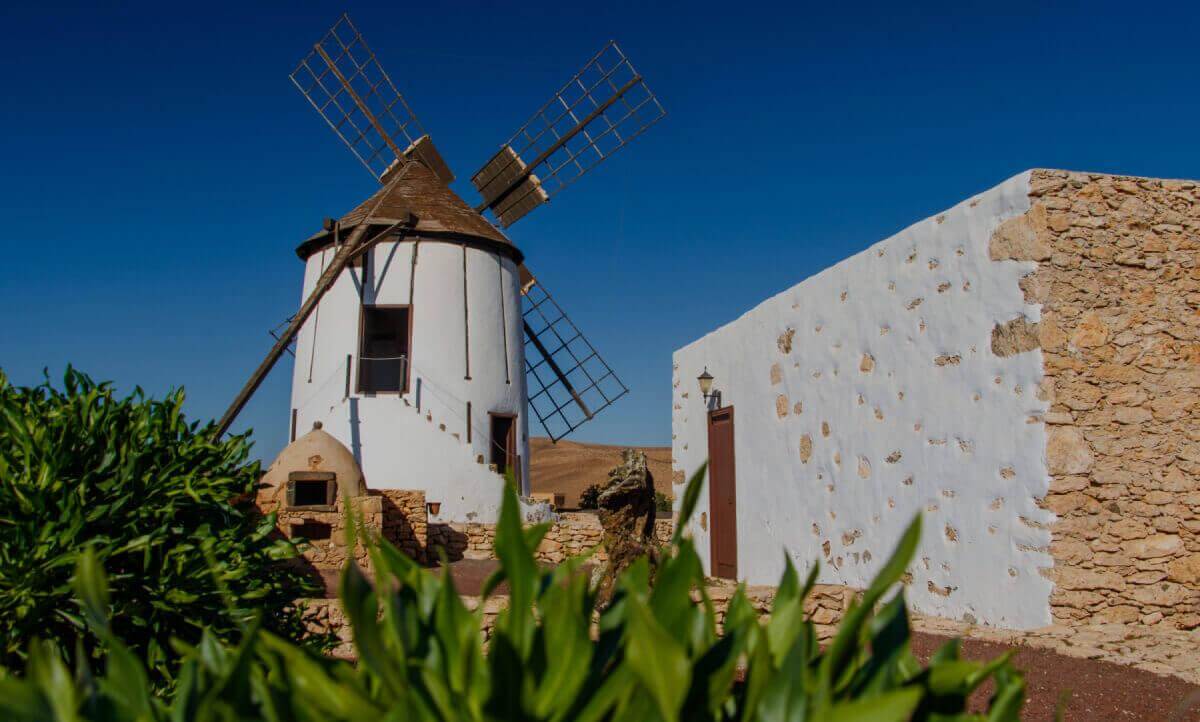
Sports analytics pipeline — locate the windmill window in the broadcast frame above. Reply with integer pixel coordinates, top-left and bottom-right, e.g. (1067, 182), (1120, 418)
(286, 471), (336, 510)
(358, 305), (410, 393)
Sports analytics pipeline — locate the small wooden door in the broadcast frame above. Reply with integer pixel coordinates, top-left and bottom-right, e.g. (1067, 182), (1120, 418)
(489, 413), (518, 484)
(708, 406), (737, 579)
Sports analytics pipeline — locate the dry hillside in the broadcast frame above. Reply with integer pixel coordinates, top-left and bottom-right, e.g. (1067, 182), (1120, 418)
(529, 438), (673, 509)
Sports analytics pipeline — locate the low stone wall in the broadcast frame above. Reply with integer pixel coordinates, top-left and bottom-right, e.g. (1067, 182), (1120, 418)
(274, 497), (377, 570)
(705, 581), (856, 638)
(298, 579), (849, 661)
(374, 489), (427, 561)
(536, 513), (674, 564)
(427, 522), (496, 560)
(298, 598), (354, 659)
(426, 513), (675, 565)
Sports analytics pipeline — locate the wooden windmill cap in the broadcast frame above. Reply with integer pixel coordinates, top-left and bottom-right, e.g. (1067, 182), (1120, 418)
(296, 162), (522, 262)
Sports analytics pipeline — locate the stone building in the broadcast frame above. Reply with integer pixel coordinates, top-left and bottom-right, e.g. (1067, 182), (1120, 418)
(258, 422), (427, 569)
(672, 169), (1199, 631)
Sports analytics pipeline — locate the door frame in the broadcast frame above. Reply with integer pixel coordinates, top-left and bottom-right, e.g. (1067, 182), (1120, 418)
(488, 411), (519, 485)
(356, 303), (413, 394)
(707, 405), (737, 580)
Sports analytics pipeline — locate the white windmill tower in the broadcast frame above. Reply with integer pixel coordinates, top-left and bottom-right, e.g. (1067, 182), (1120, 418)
(214, 15), (665, 523)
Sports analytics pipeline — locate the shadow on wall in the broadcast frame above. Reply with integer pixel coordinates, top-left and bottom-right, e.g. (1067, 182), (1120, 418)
(426, 524), (470, 562)
(376, 491), (422, 559)
(348, 397), (362, 467)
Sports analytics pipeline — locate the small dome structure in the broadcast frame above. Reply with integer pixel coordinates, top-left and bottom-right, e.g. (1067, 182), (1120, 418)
(259, 422), (367, 509)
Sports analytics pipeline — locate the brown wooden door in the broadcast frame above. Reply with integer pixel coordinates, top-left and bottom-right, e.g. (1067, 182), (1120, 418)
(708, 406), (737, 580)
(489, 413), (518, 484)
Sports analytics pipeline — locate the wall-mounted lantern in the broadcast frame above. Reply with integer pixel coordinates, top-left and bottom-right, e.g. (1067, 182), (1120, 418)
(697, 367), (721, 406)
(426, 501), (441, 516)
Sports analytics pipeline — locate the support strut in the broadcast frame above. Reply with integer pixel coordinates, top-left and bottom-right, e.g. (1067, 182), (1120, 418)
(213, 217), (414, 439)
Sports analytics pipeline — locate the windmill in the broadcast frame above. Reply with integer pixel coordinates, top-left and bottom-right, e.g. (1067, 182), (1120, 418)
(215, 14), (664, 520)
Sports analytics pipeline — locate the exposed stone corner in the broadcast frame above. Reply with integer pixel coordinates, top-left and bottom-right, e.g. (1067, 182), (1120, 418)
(991, 316), (1041, 357)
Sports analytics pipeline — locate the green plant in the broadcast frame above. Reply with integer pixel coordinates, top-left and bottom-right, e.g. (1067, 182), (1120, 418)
(0, 463), (1026, 721)
(654, 490), (672, 513)
(0, 368), (322, 684)
(579, 482), (602, 509)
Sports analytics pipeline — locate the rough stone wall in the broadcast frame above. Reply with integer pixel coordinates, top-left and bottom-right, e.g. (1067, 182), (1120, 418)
(297, 579), (847, 662)
(427, 522), (497, 560)
(262, 489), (427, 567)
(1016, 170), (1200, 630)
(535, 514), (674, 565)
(425, 515), (674, 565)
(374, 489), (427, 561)
(273, 496), (379, 570)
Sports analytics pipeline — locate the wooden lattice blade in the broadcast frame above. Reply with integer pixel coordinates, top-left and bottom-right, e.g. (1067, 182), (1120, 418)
(520, 264), (629, 441)
(290, 14), (426, 182)
(472, 41), (665, 228)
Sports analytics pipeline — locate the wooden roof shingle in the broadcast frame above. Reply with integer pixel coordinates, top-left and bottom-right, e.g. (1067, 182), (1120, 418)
(296, 161), (517, 260)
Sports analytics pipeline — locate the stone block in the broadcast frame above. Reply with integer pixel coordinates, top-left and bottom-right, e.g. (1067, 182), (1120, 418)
(1166, 555), (1200, 585)
(1053, 566), (1126, 592)
(1047, 427), (1094, 475)
(991, 316), (1040, 357)
(1127, 535), (1183, 559)
(990, 207), (1053, 261)
(1071, 311), (1110, 348)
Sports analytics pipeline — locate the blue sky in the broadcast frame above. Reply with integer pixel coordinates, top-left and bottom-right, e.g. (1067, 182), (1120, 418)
(2, 1), (1197, 462)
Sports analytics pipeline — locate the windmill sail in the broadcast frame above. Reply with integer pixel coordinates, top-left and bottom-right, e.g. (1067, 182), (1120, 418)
(290, 14), (427, 182)
(472, 41), (666, 227)
(520, 265), (628, 441)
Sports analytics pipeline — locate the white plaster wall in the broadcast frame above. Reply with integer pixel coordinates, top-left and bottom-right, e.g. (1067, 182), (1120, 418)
(288, 237), (530, 523)
(672, 171), (1055, 629)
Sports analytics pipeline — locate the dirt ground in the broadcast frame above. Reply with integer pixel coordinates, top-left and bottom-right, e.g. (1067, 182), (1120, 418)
(528, 437), (673, 507)
(909, 633), (1200, 721)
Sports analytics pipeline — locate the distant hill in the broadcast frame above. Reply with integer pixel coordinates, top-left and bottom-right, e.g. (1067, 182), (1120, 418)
(529, 438), (673, 509)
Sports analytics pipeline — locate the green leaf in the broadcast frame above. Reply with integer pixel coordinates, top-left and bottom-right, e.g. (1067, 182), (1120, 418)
(27, 639), (79, 722)
(625, 594), (691, 721)
(491, 483), (540, 659)
(531, 571), (592, 718)
(825, 687), (922, 722)
(339, 558), (406, 700)
(818, 514), (921, 700)
(648, 539), (706, 645)
(71, 547), (109, 633)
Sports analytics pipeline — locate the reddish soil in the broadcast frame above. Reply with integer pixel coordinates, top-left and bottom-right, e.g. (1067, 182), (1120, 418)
(529, 437), (673, 508)
(910, 633), (1200, 721)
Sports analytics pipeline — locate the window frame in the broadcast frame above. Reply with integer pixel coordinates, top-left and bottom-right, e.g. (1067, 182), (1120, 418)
(285, 471), (337, 511)
(356, 304), (412, 395)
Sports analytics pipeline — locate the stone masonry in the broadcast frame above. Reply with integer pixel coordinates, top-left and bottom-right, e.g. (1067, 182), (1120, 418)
(426, 513), (674, 565)
(1008, 170), (1200, 630)
(264, 489), (427, 569)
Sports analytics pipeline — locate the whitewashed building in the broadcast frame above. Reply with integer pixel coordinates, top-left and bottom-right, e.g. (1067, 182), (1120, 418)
(288, 162), (531, 524)
(672, 171), (1055, 628)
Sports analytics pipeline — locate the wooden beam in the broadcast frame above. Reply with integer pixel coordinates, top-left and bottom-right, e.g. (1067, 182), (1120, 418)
(214, 217), (414, 439)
